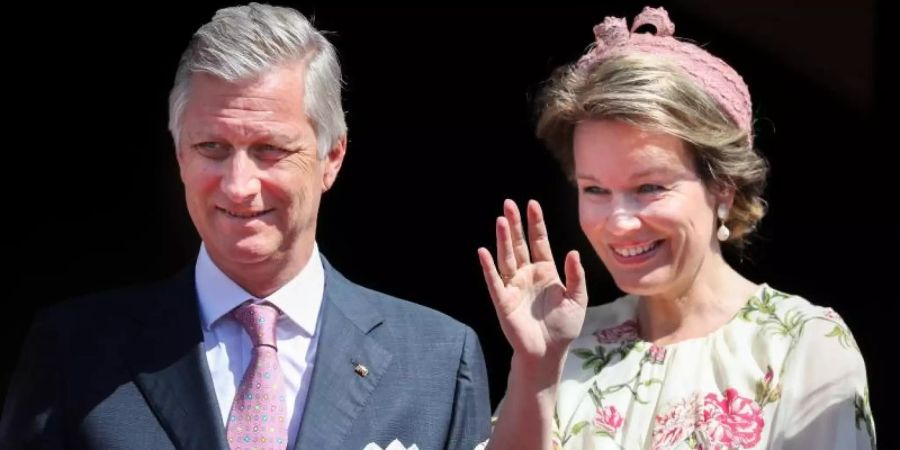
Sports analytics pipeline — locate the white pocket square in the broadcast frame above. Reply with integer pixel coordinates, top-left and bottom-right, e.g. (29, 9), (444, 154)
(363, 439), (419, 450)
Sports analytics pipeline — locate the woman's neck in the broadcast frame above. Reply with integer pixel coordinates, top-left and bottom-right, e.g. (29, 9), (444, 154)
(637, 254), (758, 346)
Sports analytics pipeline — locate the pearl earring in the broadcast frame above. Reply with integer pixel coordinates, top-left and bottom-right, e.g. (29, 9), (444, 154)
(716, 204), (730, 242)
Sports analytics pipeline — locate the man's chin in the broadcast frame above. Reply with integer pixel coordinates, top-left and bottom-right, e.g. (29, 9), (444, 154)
(211, 239), (280, 266)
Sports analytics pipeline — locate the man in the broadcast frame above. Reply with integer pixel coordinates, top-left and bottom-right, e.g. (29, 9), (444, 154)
(0, 4), (491, 449)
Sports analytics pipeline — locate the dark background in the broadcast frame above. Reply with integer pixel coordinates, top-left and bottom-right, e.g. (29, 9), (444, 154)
(5, 0), (890, 440)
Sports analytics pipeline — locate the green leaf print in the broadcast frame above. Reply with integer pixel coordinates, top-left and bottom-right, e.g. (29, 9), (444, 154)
(571, 420), (589, 436)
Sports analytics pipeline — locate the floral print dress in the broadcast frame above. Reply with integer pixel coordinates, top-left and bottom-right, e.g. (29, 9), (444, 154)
(550, 284), (875, 449)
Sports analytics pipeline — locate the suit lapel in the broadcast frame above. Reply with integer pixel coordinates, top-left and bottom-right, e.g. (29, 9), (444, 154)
(294, 260), (393, 450)
(126, 268), (229, 450)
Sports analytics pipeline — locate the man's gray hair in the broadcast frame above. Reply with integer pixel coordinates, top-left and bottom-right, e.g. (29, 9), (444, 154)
(168, 3), (346, 158)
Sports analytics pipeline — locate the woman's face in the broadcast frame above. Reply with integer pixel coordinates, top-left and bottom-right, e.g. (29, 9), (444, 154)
(574, 120), (727, 298)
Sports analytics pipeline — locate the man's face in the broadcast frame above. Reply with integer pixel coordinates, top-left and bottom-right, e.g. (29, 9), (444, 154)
(176, 61), (345, 277)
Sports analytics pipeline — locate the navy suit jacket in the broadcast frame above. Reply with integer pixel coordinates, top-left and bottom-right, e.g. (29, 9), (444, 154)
(1, 257), (491, 449)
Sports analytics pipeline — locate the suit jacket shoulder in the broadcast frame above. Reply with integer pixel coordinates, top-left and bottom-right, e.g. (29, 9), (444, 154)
(295, 258), (492, 450)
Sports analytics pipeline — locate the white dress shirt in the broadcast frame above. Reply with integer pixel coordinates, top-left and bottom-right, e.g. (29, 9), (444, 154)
(195, 243), (324, 448)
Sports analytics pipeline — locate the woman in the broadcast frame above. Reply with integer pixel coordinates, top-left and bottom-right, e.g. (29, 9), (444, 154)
(478, 7), (874, 450)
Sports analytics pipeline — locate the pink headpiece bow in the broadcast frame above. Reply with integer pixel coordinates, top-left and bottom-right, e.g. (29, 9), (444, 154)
(578, 6), (752, 138)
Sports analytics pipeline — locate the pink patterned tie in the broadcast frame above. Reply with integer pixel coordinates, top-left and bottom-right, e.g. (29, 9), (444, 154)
(226, 303), (289, 450)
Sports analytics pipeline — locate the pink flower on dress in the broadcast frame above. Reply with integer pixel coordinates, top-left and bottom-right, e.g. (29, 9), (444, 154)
(824, 307), (842, 321)
(648, 344), (667, 363)
(593, 405), (624, 435)
(758, 365), (782, 405)
(697, 388), (764, 449)
(651, 395), (700, 450)
(594, 320), (639, 344)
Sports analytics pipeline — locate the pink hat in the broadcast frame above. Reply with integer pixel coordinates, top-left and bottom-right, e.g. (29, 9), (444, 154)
(578, 6), (753, 139)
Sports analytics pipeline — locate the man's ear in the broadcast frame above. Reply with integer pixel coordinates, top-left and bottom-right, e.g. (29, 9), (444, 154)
(322, 135), (347, 192)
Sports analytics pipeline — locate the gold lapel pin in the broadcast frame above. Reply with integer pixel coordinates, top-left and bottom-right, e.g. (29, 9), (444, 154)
(352, 360), (369, 377)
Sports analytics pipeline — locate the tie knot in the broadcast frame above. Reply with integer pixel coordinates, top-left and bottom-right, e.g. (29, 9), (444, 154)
(232, 302), (279, 349)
